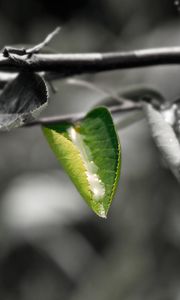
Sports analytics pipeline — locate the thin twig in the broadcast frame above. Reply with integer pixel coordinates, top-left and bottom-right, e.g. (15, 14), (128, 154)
(65, 78), (124, 104)
(26, 102), (142, 127)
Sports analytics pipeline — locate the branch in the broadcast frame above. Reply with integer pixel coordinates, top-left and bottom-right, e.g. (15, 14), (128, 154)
(26, 102), (142, 127)
(1, 47), (180, 76)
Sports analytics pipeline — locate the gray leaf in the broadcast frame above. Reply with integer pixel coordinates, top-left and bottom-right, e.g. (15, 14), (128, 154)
(0, 72), (48, 131)
(143, 102), (180, 182)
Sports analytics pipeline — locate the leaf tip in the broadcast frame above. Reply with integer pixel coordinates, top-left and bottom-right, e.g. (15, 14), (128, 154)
(93, 203), (108, 219)
(98, 212), (107, 219)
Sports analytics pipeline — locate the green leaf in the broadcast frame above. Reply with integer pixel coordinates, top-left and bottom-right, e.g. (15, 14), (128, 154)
(43, 107), (121, 218)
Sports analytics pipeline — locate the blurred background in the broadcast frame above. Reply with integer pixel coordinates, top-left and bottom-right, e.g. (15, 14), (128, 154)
(0, 0), (180, 299)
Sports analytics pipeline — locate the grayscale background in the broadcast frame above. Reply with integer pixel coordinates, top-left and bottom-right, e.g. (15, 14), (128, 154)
(0, 1), (179, 299)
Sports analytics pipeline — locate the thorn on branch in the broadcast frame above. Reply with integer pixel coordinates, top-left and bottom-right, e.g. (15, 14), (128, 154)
(26, 26), (61, 56)
(2, 26), (61, 59)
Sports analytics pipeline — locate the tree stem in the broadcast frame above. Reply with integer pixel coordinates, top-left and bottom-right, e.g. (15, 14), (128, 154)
(1, 47), (180, 76)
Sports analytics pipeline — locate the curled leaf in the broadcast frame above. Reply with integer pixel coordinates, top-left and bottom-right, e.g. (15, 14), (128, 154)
(0, 72), (48, 130)
(143, 102), (180, 182)
(43, 107), (121, 218)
